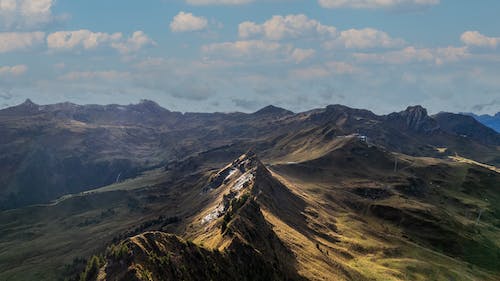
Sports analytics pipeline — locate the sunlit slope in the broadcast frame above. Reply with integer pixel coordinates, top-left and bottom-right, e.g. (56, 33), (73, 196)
(86, 146), (500, 280)
(272, 138), (500, 280)
(1, 131), (498, 280)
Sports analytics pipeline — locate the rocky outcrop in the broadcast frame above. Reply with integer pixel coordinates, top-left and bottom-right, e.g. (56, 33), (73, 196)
(387, 105), (440, 133)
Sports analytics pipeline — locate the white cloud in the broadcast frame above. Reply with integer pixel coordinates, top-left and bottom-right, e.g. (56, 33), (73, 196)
(239, 14), (336, 40)
(318, 0), (439, 9)
(170, 11), (208, 32)
(461, 31), (499, 48)
(58, 71), (131, 81)
(185, 0), (252, 5)
(0, 64), (28, 76)
(202, 40), (284, 58)
(291, 48), (316, 63)
(111, 31), (156, 54)
(47, 30), (122, 50)
(354, 46), (469, 65)
(239, 15), (401, 50)
(290, 61), (358, 79)
(0, 31), (45, 52)
(47, 30), (154, 54)
(0, 0), (56, 29)
(202, 39), (315, 64)
(433, 46), (469, 65)
(324, 28), (405, 49)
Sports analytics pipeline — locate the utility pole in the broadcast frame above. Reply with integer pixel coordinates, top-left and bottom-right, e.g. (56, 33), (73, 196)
(394, 157), (398, 173)
(475, 209), (483, 226)
(115, 172), (122, 183)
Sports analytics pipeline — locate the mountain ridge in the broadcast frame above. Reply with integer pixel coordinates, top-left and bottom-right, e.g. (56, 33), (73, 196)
(462, 112), (500, 133)
(1, 99), (498, 210)
(0, 126), (499, 280)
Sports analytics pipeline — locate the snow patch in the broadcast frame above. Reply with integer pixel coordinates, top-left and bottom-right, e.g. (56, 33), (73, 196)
(232, 172), (254, 192)
(225, 168), (238, 181)
(202, 203), (226, 224)
(240, 158), (251, 167)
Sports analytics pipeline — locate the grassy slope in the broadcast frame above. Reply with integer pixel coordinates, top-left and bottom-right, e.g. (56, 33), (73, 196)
(269, 141), (500, 280)
(0, 167), (211, 281)
(1, 140), (499, 281)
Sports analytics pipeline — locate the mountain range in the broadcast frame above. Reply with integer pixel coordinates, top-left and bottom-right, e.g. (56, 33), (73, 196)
(463, 112), (500, 133)
(0, 100), (499, 281)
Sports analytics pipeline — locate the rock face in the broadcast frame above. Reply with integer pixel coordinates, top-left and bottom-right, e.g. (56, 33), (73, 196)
(389, 105), (440, 133)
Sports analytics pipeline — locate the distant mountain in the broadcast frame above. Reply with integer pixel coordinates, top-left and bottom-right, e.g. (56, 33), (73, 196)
(0, 100), (498, 210)
(252, 105), (294, 117)
(387, 105), (440, 133)
(463, 112), (500, 133)
(434, 112), (500, 145)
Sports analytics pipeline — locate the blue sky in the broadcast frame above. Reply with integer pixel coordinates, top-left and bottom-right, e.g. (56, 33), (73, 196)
(0, 0), (499, 114)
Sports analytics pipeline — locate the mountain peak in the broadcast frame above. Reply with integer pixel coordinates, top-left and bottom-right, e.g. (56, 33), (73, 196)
(204, 152), (262, 191)
(138, 99), (159, 106)
(403, 105), (427, 115)
(253, 105), (294, 117)
(394, 105), (439, 132)
(131, 99), (170, 113)
(21, 99), (37, 107)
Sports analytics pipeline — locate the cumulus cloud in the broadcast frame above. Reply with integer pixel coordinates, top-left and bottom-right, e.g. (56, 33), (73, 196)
(291, 48), (316, 63)
(111, 31), (156, 54)
(239, 14), (336, 40)
(238, 14), (402, 50)
(0, 0), (57, 30)
(170, 12), (208, 32)
(185, 0), (252, 5)
(0, 64), (28, 76)
(47, 30), (122, 50)
(202, 39), (315, 64)
(325, 28), (405, 49)
(318, 0), (440, 9)
(461, 31), (499, 48)
(354, 46), (469, 65)
(0, 31), (45, 52)
(47, 29), (154, 54)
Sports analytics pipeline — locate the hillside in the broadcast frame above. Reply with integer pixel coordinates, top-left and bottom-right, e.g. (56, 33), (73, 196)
(72, 145), (500, 281)
(0, 101), (499, 281)
(1, 100), (498, 210)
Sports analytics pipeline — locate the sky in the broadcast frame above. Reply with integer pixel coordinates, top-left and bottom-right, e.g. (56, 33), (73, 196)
(0, 0), (499, 114)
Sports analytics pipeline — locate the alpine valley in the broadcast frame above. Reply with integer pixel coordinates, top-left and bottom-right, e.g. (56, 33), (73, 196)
(0, 100), (499, 281)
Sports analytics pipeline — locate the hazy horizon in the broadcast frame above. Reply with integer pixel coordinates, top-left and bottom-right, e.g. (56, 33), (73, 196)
(5, 97), (500, 116)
